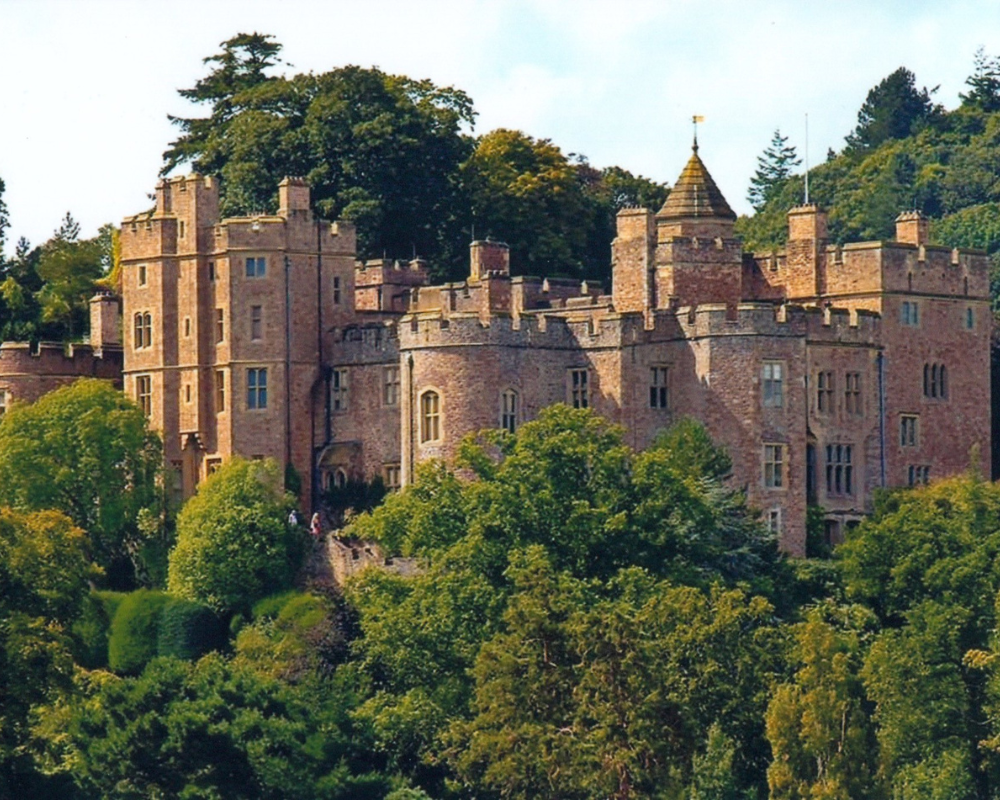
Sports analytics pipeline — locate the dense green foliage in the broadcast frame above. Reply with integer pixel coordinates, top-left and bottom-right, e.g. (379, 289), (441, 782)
(107, 589), (170, 674)
(0, 508), (92, 796)
(168, 457), (298, 614)
(163, 33), (667, 280)
(50, 655), (390, 799)
(738, 52), (1000, 286)
(6, 397), (1000, 797)
(0, 211), (115, 343)
(0, 379), (163, 587)
(748, 129), (801, 210)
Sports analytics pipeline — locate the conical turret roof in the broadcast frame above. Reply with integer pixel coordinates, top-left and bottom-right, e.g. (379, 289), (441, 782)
(657, 144), (736, 221)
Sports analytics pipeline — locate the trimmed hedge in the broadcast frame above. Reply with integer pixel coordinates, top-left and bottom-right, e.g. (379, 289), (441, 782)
(72, 590), (128, 669)
(157, 597), (225, 661)
(108, 590), (226, 674)
(108, 590), (170, 674)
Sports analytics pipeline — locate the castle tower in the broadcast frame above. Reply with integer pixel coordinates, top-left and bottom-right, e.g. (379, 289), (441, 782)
(651, 143), (743, 309)
(121, 175), (358, 511)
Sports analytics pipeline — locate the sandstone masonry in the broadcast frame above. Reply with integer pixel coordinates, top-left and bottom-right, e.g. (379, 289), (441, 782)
(120, 145), (991, 554)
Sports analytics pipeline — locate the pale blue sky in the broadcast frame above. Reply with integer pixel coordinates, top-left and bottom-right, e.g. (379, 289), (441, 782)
(1, 0), (998, 251)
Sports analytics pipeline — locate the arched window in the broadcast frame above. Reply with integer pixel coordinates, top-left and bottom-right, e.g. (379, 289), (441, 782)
(500, 389), (518, 433)
(420, 391), (441, 443)
(940, 364), (947, 399)
(134, 313), (144, 348)
(334, 468), (348, 489)
(143, 313), (152, 349)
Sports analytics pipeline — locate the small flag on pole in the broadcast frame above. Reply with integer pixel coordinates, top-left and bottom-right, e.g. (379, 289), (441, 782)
(692, 115), (705, 149)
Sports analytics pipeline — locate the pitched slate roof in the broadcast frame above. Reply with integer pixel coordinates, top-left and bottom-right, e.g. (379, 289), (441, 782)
(657, 145), (736, 221)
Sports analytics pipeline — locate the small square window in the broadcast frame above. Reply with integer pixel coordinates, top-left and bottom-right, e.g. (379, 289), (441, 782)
(901, 300), (920, 326)
(384, 464), (401, 490)
(206, 458), (222, 475)
(246, 256), (266, 278)
(138, 264), (147, 286)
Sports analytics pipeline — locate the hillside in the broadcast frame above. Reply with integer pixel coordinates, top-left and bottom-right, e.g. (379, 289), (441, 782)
(736, 58), (1000, 304)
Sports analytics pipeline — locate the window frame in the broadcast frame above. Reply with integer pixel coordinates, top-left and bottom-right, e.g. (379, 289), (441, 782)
(901, 300), (920, 327)
(383, 365), (400, 407)
(649, 365), (670, 410)
(215, 308), (224, 344)
(844, 371), (862, 416)
(250, 305), (263, 341)
(383, 463), (401, 491)
(420, 389), (441, 443)
(331, 368), (348, 413)
(247, 367), (268, 410)
(568, 368), (589, 409)
(138, 263), (148, 287)
(817, 370), (834, 414)
(825, 443), (854, 497)
(0, 389), (8, 416)
(763, 443), (785, 489)
(900, 414), (918, 447)
(245, 256), (267, 278)
(215, 370), (226, 414)
(762, 361), (784, 408)
(500, 388), (519, 433)
(135, 374), (152, 417)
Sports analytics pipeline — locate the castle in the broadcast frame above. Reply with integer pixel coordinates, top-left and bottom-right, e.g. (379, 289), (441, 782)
(115, 145), (991, 555)
(0, 292), (123, 415)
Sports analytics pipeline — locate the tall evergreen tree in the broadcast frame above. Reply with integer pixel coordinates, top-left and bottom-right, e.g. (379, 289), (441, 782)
(747, 129), (800, 211)
(960, 47), (1000, 113)
(845, 67), (939, 152)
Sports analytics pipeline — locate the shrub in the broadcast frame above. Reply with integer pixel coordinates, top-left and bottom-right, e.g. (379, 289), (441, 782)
(168, 458), (296, 614)
(157, 597), (226, 661)
(71, 590), (127, 669)
(108, 589), (169, 674)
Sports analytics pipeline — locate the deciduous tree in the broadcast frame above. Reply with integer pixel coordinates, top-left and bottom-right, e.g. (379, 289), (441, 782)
(0, 379), (163, 586)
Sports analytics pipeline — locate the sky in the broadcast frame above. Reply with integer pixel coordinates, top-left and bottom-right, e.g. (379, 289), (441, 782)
(2, 0), (999, 251)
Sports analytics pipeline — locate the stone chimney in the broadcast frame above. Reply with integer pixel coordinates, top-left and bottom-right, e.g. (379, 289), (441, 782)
(895, 210), (929, 246)
(787, 204), (828, 242)
(278, 177), (310, 215)
(89, 291), (121, 350)
(470, 239), (510, 282)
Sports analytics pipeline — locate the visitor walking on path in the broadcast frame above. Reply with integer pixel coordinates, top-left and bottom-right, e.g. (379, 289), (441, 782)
(310, 512), (322, 539)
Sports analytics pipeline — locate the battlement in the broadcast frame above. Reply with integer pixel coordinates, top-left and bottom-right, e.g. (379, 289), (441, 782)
(671, 301), (882, 344)
(0, 341), (123, 379)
